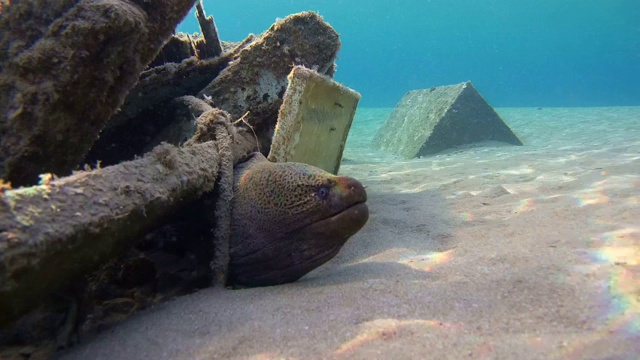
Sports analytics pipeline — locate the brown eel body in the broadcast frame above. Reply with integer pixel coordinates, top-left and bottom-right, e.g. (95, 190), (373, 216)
(229, 153), (369, 287)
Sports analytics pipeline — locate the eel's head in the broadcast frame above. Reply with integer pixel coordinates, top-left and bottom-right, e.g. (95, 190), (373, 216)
(229, 153), (368, 287)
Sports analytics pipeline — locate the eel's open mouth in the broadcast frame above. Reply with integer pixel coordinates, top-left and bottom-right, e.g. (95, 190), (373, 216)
(228, 201), (369, 288)
(274, 201), (369, 269)
(301, 201), (369, 262)
(309, 202), (369, 243)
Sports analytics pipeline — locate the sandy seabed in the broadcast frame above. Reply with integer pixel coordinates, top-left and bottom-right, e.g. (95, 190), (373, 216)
(61, 107), (640, 359)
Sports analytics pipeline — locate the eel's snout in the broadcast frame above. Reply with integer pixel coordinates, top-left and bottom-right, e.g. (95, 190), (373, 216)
(337, 176), (367, 206)
(328, 176), (367, 221)
(331, 176), (368, 235)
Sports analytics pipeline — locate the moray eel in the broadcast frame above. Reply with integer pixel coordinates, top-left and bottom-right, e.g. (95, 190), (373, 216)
(229, 152), (369, 287)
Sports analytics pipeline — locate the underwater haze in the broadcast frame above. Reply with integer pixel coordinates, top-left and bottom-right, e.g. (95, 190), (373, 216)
(179, 0), (640, 108)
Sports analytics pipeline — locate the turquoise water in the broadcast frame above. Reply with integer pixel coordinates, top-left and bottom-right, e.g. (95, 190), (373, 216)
(179, 0), (640, 108)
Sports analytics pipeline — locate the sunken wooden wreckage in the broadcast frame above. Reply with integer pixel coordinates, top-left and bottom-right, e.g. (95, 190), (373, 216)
(0, 0), (360, 355)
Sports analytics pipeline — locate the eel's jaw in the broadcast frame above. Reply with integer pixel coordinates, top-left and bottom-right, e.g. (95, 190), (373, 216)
(228, 202), (369, 288)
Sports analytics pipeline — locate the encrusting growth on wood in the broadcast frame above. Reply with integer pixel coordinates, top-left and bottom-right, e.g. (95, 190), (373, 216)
(195, 0), (223, 58)
(0, 109), (252, 326)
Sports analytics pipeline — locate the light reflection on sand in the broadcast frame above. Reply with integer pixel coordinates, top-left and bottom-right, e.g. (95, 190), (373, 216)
(334, 318), (460, 357)
(513, 198), (536, 213)
(357, 249), (455, 274)
(587, 228), (640, 335)
(398, 249), (455, 272)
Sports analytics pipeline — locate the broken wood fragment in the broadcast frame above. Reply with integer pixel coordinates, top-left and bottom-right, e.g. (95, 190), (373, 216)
(143, 96), (216, 152)
(195, 0), (223, 58)
(148, 33), (198, 69)
(0, 109), (248, 326)
(268, 66), (361, 174)
(106, 54), (233, 130)
(198, 11), (341, 155)
(0, 0), (198, 186)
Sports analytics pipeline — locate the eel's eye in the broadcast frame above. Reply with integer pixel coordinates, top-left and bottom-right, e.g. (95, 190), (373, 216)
(316, 186), (330, 200)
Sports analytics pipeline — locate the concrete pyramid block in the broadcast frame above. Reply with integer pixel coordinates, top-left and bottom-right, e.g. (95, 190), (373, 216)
(373, 81), (522, 158)
(268, 66), (361, 174)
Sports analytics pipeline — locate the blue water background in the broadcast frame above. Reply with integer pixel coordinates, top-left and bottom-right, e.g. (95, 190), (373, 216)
(178, 0), (640, 108)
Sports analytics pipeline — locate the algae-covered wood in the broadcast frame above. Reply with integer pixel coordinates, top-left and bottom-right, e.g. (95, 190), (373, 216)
(0, 0), (198, 186)
(0, 109), (256, 326)
(198, 12), (341, 155)
(268, 66), (360, 174)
